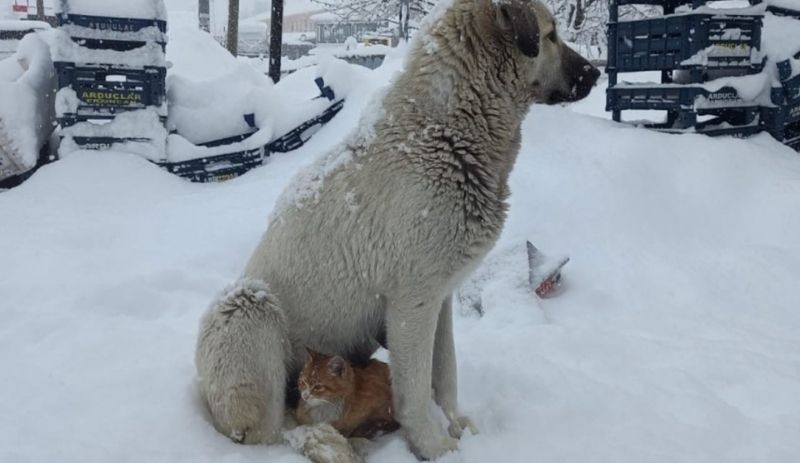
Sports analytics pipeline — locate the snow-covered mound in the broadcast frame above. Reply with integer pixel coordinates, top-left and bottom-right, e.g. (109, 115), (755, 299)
(0, 32), (55, 181)
(1, 37), (799, 463)
(165, 25), (375, 162)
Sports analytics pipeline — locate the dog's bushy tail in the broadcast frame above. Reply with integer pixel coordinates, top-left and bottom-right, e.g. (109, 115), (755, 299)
(196, 278), (289, 445)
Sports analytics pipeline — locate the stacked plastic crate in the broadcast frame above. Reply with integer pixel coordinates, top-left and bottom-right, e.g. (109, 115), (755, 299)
(757, 2), (800, 150)
(52, 0), (168, 161)
(606, 0), (766, 136)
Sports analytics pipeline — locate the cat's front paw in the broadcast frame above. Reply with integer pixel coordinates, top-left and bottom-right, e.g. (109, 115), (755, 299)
(447, 415), (478, 439)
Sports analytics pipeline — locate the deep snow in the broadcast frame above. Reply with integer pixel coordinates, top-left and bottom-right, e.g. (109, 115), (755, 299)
(2, 9), (800, 463)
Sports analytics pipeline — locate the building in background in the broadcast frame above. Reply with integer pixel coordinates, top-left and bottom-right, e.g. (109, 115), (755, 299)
(6, 0), (56, 22)
(310, 11), (382, 44)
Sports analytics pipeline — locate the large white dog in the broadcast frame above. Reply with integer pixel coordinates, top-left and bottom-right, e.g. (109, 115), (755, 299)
(196, 0), (599, 459)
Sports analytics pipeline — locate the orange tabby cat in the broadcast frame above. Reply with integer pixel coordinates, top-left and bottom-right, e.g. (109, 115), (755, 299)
(295, 349), (399, 438)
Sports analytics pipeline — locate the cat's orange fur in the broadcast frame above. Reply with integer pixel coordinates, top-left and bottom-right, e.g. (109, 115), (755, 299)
(295, 349), (399, 439)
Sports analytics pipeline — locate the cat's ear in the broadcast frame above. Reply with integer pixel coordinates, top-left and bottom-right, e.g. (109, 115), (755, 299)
(305, 346), (321, 360)
(328, 356), (347, 376)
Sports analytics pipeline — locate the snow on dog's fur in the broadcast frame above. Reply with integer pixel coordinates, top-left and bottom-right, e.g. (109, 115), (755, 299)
(196, 0), (598, 459)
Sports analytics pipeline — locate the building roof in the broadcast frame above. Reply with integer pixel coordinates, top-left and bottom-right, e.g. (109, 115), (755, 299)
(246, 0), (324, 21)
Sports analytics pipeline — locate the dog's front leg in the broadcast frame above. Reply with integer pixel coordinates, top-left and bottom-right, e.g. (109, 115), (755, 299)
(432, 295), (477, 439)
(387, 299), (458, 460)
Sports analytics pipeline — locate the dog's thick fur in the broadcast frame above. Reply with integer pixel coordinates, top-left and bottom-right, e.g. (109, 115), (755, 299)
(196, 0), (598, 459)
(195, 279), (288, 444)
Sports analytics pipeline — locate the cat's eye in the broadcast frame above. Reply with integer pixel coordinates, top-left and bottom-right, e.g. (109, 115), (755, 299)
(546, 30), (556, 43)
(312, 385), (323, 392)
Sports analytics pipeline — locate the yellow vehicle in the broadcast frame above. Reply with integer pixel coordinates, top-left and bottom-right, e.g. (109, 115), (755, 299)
(361, 35), (391, 47)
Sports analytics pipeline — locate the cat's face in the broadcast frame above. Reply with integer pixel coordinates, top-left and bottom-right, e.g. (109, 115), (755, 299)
(298, 349), (354, 405)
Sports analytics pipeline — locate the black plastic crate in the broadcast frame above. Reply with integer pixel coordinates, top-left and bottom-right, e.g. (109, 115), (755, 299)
(761, 62), (800, 144)
(55, 62), (166, 114)
(57, 13), (166, 35)
(58, 113), (168, 128)
(268, 99), (345, 153)
(777, 59), (800, 102)
(156, 147), (268, 183)
(768, 5), (800, 19)
(607, 83), (757, 113)
(785, 122), (800, 150)
(614, 0), (704, 13)
(615, 0), (764, 12)
(57, 13), (166, 52)
(608, 13), (763, 74)
(65, 135), (154, 149)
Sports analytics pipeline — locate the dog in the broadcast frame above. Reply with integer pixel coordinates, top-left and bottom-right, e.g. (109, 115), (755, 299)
(196, 0), (599, 459)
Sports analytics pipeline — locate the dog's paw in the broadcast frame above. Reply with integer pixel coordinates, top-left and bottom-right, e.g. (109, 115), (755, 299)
(447, 415), (478, 439)
(408, 432), (458, 460)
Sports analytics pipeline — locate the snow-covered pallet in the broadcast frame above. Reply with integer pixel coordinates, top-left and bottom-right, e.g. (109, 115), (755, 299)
(158, 97), (345, 183)
(607, 82), (763, 134)
(154, 75), (345, 183)
(268, 99), (345, 153)
(156, 146), (268, 183)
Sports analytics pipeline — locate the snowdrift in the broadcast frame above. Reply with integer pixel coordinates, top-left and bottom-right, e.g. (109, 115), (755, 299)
(0, 32), (55, 182)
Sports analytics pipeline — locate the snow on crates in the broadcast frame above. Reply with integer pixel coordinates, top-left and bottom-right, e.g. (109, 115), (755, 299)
(607, 0), (800, 149)
(51, 0), (168, 158)
(608, 10), (764, 73)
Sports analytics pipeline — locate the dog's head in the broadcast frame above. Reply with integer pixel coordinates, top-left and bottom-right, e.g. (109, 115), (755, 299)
(492, 0), (600, 104)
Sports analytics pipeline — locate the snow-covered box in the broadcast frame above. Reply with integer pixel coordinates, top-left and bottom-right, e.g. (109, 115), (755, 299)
(52, 0), (168, 158)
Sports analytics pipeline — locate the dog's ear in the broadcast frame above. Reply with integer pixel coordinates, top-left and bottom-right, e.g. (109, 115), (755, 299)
(496, 0), (540, 58)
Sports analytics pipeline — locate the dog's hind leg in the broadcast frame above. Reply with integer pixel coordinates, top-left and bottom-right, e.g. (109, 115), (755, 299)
(433, 296), (477, 439)
(386, 298), (458, 460)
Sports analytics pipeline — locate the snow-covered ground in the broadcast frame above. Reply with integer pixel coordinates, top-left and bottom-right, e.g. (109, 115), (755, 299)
(2, 9), (800, 463)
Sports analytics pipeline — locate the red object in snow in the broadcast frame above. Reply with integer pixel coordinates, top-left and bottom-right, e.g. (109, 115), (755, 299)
(527, 241), (569, 299)
(13, 4), (29, 13)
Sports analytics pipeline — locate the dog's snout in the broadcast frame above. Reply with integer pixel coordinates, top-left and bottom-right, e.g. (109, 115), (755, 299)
(586, 64), (601, 86)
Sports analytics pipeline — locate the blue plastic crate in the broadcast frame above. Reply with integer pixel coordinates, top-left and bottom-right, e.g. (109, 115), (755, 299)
(156, 147), (268, 183)
(608, 12), (763, 73)
(55, 62), (166, 115)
